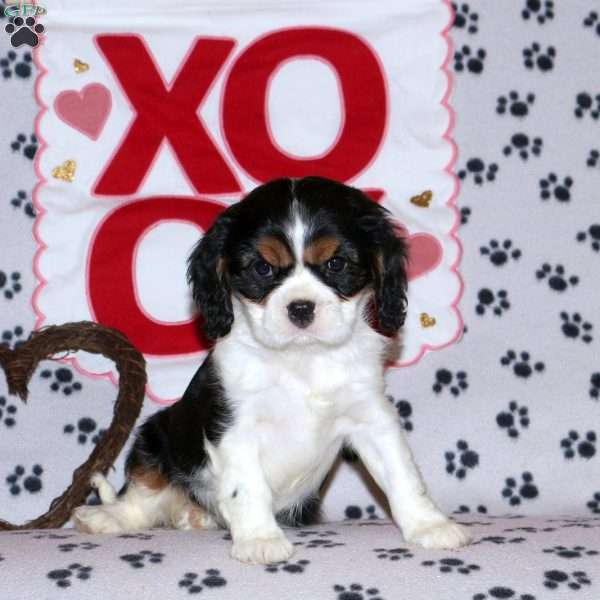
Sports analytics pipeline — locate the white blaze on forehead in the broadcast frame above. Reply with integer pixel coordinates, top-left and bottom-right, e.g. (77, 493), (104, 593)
(288, 199), (308, 268)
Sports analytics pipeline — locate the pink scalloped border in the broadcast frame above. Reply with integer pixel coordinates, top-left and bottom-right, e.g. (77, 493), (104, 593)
(31, 0), (463, 401)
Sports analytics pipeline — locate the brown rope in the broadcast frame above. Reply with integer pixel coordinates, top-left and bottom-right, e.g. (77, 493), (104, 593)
(0, 321), (146, 530)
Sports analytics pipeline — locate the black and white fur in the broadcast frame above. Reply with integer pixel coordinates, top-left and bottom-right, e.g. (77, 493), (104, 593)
(73, 177), (470, 564)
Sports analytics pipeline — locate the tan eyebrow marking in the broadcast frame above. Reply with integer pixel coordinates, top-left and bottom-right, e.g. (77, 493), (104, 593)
(256, 236), (293, 268)
(303, 236), (341, 264)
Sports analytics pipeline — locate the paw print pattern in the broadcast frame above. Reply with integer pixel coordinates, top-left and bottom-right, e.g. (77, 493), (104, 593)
(503, 133), (542, 160)
(496, 401), (530, 438)
(47, 564), (92, 589)
(536, 263), (579, 292)
(576, 224), (600, 252)
(586, 492), (600, 514)
(523, 43), (556, 71)
(0, 396), (17, 428)
(6, 464), (43, 495)
(502, 472), (539, 506)
(344, 505), (382, 521)
(64, 418), (106, 445)
(295, 530), (345, 549)
(560, 312), (593, 343)
(4, 16), (44, 48)
(386, 395), (413, 431)
(588, 149), (600, 168)
(574, 93), (600, 120)
(473, 588), (535, 600)
(453, 45), (486, 74)
(373, 547), (413, 561)
(561, 431), (597, 460)
(539, 173), (573, 202)
(476, 288), (510, 316)
(120, 550), (165, 569)
(58, 542), (100, 553)
(457, 158), (498, 185)
(496, 91), (535, 117)
(590, 373), (600, 400)
(583, 11), (600, 37)
(522, 0), (554, 24)
(543, 545), (599, 559)
(10, 189), (35, 218)
(445, 440), (479, 479)
(461, 206), (471, 225)
(41, 367), (82, 395)
(10, 133), (37, 160)
(1, 325), (25, 350)
(500, 350), (545, 379)
(480, 239), (521, 266)
(452, 3), (479, 34)
(422, 558), (481, 575)
(455, 504), (488, 515)
(0, 270), (22, 299)
(333, 583), (384, 600)
(0, 49), (33, 79)
(265, 559), (310, 574)
(178, 569), (227, 593)
(433, 368), (468, 396)
(543, 569), (591, 591)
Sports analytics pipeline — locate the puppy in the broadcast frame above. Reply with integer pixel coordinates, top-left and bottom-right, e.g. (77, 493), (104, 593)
(73, 176), (470, 564)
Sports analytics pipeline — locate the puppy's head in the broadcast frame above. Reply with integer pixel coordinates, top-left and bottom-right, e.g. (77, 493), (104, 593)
(188, 177), (407, 348)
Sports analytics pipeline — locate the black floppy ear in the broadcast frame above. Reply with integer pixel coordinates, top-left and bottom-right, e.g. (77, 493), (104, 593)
(187, 215), (234, 340)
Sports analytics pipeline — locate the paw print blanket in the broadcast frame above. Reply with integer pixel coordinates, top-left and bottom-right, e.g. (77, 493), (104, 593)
(33, 0), (460, 402)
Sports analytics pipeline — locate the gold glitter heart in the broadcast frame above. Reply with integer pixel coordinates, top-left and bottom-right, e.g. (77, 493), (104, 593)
(73, 59), (89, 74)
(410, 190), (433, 208)
(420, 312), (436, 328)
(52, 160), (77, 183)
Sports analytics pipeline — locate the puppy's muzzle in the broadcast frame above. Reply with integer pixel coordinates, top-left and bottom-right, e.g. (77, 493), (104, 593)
(287, 300), (315, 329)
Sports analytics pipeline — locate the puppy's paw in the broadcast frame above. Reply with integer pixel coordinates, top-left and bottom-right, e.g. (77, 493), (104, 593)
(405, 519), (471, 550)
(72, 506), (124, 534)
(231, 534), (294, 565)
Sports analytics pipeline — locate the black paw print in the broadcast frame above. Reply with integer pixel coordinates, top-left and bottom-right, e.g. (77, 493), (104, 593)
(453, 45), (486, 74)
(500, 350), (545, 379)
(522, 0), (554, 24)
(266, 559), (310, 574)
(10, 189), (35, 218)
(543, 570), (591, 591)
(333, 583), (384, 600)
(588, 149), (600, 168)
(560, 312), (593, 343)
(460, 206), (471, 225)
(476, 288), (510, 316)
(473, 587), (535, 600)
(344, 505), (381, 521)
(4, 15), (44, 48)
(561, 431), (597, 460)
(536, 263), (579, 292)
(386, 395), (413, 431)
(576, 224), (600, 252)
(0, 49), (33, 78)
(295, 529), (345, 549)
(422, 558), (481, 575)
(454, 504), (488, 515)
(543, 545), (599, 559)
(47, 564), (93, 589)
(575, 93), (600, 120)
(586, 491), (600, 514)
(583, 11), (600, 37)
(433, 368), (468, 396)
(457, 158), (498, 185)
(0, 396), (17, 428)
(120, 550), (165, 569)
(6, 464), (43, 495)
(58, 542), (100, 552)
(497, 401), (530, 438)
(0, 270), (22, 299)
(539, 173), (573, 202)
(502, 472), (539, 506)
(64, 418), (106, 445)
(452, 3), (479, 34)
(503, 133), (542, 160)
(590, 373), (600, 400)
(1, 325), (25, 349)
(373, 547), (413, 561)
(117, 532), (154, 540)
(445, 440), (479, 480)
(523, 43), (555, 71)
(10, 132), (37, 160)
(480, 239), (521, 266)
(41, 367), (83, 395)
(178, 569), (227, 593)
(496, 91), (535, 118)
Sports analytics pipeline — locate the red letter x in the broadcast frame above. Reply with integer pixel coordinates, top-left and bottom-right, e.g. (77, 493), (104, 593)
(94, 35), (241, 196)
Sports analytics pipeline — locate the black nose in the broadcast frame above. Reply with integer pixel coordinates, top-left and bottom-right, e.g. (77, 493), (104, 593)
(287, 300), (315, 328)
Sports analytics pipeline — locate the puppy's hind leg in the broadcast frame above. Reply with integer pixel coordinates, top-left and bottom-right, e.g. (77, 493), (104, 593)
(90, 472), (118, 504)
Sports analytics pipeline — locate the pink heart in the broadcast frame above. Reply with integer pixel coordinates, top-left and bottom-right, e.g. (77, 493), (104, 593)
(54, 83), (112, 140)
(393, 222), (443, 281)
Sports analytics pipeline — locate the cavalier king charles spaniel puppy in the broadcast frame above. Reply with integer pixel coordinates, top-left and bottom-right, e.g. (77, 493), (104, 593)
(73, 176), (470, 564)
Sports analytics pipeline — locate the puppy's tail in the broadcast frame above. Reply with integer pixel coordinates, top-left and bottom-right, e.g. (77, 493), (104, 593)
(90, 472), (118, 504)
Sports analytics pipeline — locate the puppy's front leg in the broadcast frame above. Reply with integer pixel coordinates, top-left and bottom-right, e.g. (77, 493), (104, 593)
(348, 402), (471, 549)
(211, 442), (293, 565)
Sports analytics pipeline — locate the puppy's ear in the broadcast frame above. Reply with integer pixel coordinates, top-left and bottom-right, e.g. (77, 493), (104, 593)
(187, 215), (234, 340)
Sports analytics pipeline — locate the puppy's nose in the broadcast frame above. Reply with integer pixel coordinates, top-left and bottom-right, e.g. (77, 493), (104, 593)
(287, 300), (315, 328)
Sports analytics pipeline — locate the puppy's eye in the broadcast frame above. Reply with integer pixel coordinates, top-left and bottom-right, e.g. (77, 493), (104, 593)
(326, 256), (347, 273)
(254, 259), (273, 277)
